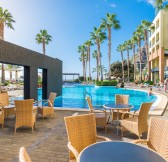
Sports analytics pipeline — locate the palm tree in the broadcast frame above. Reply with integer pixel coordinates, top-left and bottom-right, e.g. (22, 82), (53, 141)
(133, 26), (144, 81)
(0, 7), (15, 83)
(116, 44), (125, 81)
(130, 36), (138, 81)
(123, 40), (131, 82)
(84, 40), (93, 81)
(78, 45), (87, 82)
(154, 0), (168, 13)
(90, 27), (107, 81)
(92, 50), (102, 81)
(101, 13), (121, 74)
(35, 30), (52, 55)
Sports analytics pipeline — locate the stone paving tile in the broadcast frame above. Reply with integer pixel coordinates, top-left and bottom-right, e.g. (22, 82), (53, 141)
(0, 107), (168, 162)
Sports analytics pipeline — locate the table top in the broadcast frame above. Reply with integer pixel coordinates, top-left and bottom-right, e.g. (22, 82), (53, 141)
(78, 141), (166, 162)
(103, 103), (133, 110)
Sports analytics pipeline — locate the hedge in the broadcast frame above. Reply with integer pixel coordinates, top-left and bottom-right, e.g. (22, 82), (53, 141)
(144, 80), (154, 85)
(95, 80), (118, 86)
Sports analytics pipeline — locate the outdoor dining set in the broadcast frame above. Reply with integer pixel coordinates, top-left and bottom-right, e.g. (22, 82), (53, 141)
(63, 95), (168, 162)
(0, 91), (57, 133)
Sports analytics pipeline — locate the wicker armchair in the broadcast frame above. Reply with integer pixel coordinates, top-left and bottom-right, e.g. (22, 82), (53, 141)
(0, 92), (15, 118)
(64, 114), (111, 162)
(14, 99), (36, 134)
(19, 147), (32, 162)
(0, 103), (4, 128)
(112, 94), (129, 120)
(133, 117), (168, 161)
(38, 92), (56, 119)
(121, 102), (153, 139)
(86, 96), (107, 132)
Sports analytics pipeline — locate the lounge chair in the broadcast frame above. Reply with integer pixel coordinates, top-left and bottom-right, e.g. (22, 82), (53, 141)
(14, 99), (36, 134)
(19, 147), (32, 162)
(121, 102), (153, 139)
(86, 96), (107, 132)
(112, 94), (129, 120)
(64, 114), (111, 162)
(133, 117), (168, 161)
(0, 92), (15, 118)
(38, 92), (56, 119)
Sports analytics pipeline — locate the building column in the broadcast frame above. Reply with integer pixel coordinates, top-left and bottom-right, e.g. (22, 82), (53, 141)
(159, 48), (164, 83)
(148, 61), (151, 81)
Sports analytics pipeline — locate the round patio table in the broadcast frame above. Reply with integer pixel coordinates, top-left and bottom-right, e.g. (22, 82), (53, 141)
(103, 103), (133, 134)
(77, 141), (166, 162)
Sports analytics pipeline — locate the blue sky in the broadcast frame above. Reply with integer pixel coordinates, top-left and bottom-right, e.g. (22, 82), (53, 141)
(0, 0), (156, 79)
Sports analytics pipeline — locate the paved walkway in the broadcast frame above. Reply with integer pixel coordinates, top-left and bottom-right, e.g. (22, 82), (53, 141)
(1, 88), (167, 162)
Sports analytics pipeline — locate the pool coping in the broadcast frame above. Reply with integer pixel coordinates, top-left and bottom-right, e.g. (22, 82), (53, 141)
(54, 87), (168, 116)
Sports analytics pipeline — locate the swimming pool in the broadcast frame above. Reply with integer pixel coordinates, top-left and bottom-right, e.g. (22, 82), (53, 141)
(38, 85), (157, 111)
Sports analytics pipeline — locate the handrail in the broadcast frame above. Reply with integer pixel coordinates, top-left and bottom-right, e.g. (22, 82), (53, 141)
(84, 90), (92, 103)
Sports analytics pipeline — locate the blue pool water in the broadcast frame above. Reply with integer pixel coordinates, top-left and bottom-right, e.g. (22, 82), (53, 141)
(38, 85), (157, 111)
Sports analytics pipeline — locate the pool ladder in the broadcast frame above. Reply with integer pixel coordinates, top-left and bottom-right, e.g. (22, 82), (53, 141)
(84, 91), (92, 107)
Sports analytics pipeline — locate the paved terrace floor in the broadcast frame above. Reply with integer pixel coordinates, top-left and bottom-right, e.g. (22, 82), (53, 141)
(1, 87), (168, 162)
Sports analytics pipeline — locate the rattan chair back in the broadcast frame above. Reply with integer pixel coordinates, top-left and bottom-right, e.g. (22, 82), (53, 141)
(86, 97), (93, 112)
(138, 102), (153, 129)
(48, 92), (57, 106)
(14, 99), (35, 133)
(115, 94), (129, 104)
(64, 113), (97, 160)
(0, 92), (9, 106)
(19, 147), (32, 162)
(147, 117), (168, 161)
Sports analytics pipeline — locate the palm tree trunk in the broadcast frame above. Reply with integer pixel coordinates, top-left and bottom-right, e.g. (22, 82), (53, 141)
(10, 71), (12, 81)
(138, 38), (142, 82)
(85, 57), (87, 82)
(88, 46), (91, 81)
(121, 52), (125, 81)
(145, 30), (150, 80)
(96, 39), (101, 81)
(82, 54), (86, 82)
(108, 27), (111, 79)
(0, 22), (5, 83)
(42, 40), (45, 55)
(96, 57), (99, 81)
(127, 49), (130, 82)
(133, 44), (136, 81)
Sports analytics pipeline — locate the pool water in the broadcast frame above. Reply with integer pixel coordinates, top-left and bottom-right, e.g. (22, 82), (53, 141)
(38, 85), (157, 111)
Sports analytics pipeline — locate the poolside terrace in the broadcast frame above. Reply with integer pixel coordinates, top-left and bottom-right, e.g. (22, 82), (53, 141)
(0, 87), (167, 162)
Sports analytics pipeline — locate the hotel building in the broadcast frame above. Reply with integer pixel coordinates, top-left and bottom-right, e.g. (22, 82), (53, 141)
(149, 10), (168, 83)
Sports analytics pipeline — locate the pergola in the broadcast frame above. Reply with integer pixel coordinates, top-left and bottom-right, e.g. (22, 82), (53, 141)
(63, 73), (80, 81)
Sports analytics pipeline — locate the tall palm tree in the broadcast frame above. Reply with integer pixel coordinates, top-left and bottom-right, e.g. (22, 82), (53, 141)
(101, 13), (121, 73)
(0, 7), (15, 83)
(130, 36), (138, 81)
(35, 30), (52, 55)
(116, 44), (125, 81)
(90, 27), (106, 81)
(154, 0), (168, 13)
(141, 20), (154, 80)
(84, 40), (93, 81)
(133, 26), (144, 81)
(78, 45), (87, 82)
(123, 40), (131, 82)
(92, 50), (102, 81)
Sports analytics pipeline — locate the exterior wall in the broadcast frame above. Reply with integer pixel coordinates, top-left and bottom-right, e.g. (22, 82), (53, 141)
(149, 10), (168, 83)
(0, 40), (62, 100)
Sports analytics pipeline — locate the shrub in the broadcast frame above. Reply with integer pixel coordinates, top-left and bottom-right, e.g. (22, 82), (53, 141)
(87, 77), (92, 81)
(144, 80), (154, 85)
(74, 79), (79, 83)
(79, 76), (84, 81)
(95, 80), (118, 86)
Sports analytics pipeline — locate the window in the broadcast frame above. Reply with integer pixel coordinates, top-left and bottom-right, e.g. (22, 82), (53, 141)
(156, 32), (159, 42)
(156, 19), (159, 29)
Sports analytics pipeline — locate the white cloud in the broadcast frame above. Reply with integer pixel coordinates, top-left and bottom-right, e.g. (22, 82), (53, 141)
(110, 3), (116, 8)
(137, 0), (155, 6)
